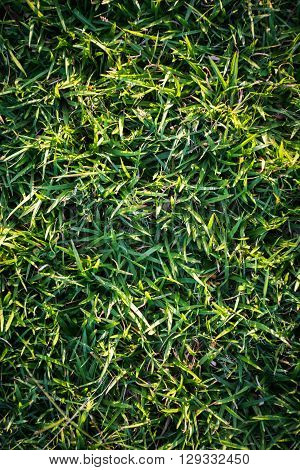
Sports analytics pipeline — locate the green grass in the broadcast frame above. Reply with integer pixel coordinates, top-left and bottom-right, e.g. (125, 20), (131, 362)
(0, 0), (299, 450)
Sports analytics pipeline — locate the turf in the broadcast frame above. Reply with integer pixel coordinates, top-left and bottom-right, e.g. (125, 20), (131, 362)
(0, 0), (299, 450)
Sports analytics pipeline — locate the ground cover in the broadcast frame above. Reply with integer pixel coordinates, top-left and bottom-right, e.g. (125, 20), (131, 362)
(0, 0), (299, 450)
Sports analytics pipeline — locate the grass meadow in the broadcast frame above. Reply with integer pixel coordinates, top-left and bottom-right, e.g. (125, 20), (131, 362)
(0, 0), (299, 450)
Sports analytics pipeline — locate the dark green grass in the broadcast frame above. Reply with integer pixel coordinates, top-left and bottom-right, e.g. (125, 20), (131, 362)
(0, 0), (299, 450)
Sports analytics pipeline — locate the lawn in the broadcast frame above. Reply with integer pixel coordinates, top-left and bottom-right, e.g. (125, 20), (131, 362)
(0, 0), (299, 450)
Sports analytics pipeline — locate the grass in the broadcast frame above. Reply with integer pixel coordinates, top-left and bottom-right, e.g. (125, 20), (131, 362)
(0, 0), (299, 450)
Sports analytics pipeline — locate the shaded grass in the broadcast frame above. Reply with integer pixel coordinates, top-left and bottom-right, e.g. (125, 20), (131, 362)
(0, 0), (299, 450)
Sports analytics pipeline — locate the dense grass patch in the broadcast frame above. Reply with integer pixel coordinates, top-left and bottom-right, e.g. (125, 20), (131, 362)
(0, 0), (299, 450)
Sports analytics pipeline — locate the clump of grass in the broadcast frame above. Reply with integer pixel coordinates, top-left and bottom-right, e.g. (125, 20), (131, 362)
(0, 0), (299, 450)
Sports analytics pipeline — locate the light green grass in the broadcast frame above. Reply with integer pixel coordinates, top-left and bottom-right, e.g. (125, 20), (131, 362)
(0, 0), (299, 450)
